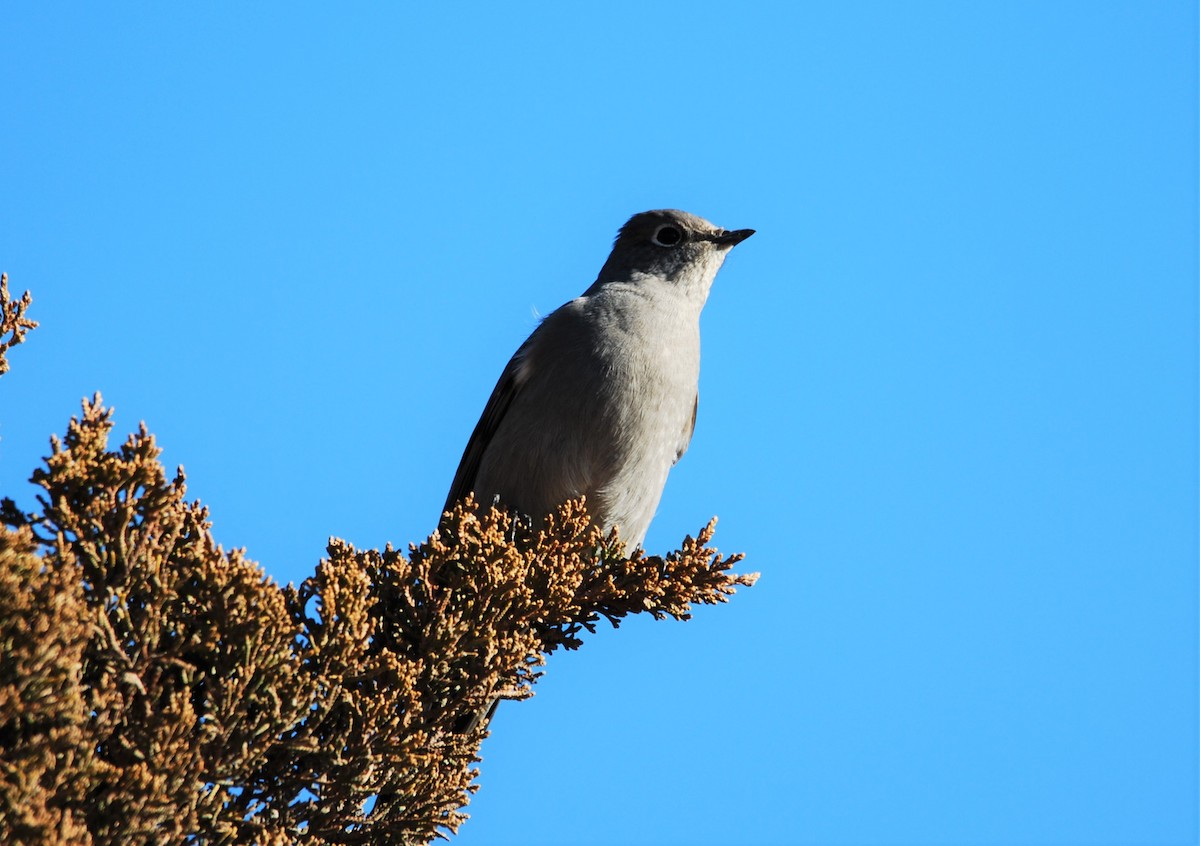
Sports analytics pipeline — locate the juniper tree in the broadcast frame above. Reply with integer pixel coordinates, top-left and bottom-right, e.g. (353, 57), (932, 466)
(0, 278), (756, 844)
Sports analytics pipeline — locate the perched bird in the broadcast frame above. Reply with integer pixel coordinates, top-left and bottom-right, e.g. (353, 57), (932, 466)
(444, 209), (753, 549)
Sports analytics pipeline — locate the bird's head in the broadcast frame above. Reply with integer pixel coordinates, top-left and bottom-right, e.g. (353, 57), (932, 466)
(596, 209), (754, 304)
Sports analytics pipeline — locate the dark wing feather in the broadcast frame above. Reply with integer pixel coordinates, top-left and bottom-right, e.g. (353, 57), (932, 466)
(674, 392), (698, 465)
(443, 344), (530, 516)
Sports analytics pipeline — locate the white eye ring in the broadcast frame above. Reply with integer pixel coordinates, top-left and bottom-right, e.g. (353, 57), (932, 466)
(651, 224), (684, 247)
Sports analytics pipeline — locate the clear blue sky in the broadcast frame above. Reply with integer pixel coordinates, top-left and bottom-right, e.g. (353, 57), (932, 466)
(1, 3), (1196, 844)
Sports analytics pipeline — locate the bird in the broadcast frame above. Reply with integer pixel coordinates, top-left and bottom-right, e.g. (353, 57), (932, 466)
(443, 209), (753, 550)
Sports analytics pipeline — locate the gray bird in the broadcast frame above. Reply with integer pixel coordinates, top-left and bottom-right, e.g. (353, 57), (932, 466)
(444, 209), (753, 549)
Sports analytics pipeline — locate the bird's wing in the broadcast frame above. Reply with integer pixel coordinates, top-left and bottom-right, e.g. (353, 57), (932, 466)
(674, 392), (698, 465)
(443, 337), (535, 516)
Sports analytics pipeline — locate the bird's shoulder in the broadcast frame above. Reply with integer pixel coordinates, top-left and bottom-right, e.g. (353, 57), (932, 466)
(523, 295), (600, 352)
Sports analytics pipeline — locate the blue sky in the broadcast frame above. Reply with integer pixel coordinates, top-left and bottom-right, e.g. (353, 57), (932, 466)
(1, 3), (1196, 844)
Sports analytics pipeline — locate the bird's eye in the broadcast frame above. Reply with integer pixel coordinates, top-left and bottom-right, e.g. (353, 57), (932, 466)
(651, 224), (683, 247)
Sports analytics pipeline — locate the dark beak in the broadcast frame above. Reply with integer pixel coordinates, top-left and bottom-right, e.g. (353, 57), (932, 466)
(713, 228), (755, 246)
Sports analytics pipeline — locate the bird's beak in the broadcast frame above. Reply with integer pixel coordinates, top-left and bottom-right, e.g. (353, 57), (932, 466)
(712, 228), (755, 246)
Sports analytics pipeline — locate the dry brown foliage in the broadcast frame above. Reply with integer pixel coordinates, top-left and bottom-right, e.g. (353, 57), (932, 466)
(0, 273), (38, 376)
(0, 283), (757, 844)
